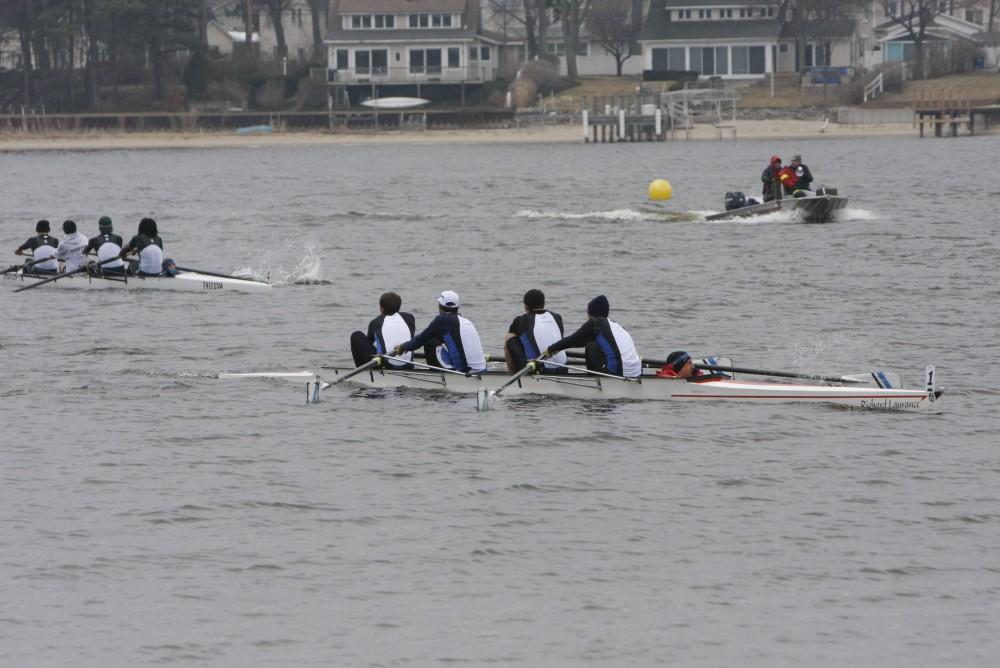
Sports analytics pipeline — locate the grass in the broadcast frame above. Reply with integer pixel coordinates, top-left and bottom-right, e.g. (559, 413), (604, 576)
(538, 71), (1000, 111)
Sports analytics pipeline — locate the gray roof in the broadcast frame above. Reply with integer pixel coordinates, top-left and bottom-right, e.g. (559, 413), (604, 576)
(782, 19), (856, 40)
(972, 31), (1000, 46)
(325, 27), (478, 43)
(339, 0), (466, 12)
(641, 6), (783, 42)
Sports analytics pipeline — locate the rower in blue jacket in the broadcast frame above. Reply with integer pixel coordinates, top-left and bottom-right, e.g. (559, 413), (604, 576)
(393, 290), (487, 374)
(545, 295), (642, 378)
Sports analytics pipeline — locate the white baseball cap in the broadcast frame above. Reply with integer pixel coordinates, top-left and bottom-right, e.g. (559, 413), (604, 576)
(437, 290), (461, 308)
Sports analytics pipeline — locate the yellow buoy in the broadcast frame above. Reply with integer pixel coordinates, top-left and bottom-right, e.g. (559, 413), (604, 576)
(648, 178), (673, 201)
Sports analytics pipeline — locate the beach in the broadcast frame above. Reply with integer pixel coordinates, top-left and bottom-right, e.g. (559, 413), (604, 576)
(0, 118), (932, 151)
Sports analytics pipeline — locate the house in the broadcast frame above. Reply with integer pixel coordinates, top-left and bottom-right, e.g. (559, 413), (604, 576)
(639, 1), (787, 79)
(324, 0), (519, 97)
(208, 0), (318, 62)
(481, 1), (649, 77)
(870, 3), (991, 66)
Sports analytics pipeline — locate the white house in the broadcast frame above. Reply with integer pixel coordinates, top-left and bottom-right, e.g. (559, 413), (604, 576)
(639, 1), (787, 79)
(324, 0), (517, 86)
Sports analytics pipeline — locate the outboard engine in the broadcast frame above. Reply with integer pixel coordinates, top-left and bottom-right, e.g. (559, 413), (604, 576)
(724, 191), (747, 211)
(815, 186), (838, 196)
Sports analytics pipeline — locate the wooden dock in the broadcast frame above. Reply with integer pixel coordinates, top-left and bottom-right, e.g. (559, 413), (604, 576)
(580, 95), (666, 142)
(912, 89), (1000, 137)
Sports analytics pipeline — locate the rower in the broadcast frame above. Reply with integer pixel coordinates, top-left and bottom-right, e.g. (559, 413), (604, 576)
(120, 217), (164, 276)
(545, 295), (642, 378)
(86, 216), (125, 274)
(14, 220), (59, 273)
(55, 220), (89, 273)
(350, 291), (416, 368)
(504, 288), (567, 373)
(392, 290), (487, 374)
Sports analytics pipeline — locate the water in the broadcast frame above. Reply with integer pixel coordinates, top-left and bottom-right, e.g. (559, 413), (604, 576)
(1, 135), (997, 666)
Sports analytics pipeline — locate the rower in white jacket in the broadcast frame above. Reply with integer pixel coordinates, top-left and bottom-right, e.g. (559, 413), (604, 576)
(55, 220), (90, 273)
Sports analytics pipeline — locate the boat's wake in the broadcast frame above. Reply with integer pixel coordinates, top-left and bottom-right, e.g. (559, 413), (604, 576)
(233, 244), (331, 286)
(515, 208), (702, 223)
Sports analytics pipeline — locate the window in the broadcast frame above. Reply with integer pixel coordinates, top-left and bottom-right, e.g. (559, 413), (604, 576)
(355, 49), (388, 75)
(356, 50), (370, 74)
(779, 44), (788, 53)
(469, 46), (478, 61)
(721, 9), (733, 18)
(699, 9), (710, 19)
(373, 15), (395, 28)
(430, 13), (453, 27)
(886, 3), (897, 16)
(966, 9), (984, 24)
(336, 49), (349, 69)
(676, 9), (691, 20)
(410, 48), (442, 74)
(739, 8), (748, 18)
(409, 14), (430, 28)
(715, 46), (728, 74)
(652, 47), (686, 70)
(732, 46), (766, 74)
(481, 46), (490, 61)
(448, 47), (460, 68)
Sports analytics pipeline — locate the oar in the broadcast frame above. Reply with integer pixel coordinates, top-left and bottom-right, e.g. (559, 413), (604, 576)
(693, 362), (868, 385)
(476, 353), (549, 412)
(2, 255), (50, 275)
(13, 256), (120, 292)
(314, 355), (386, 401)
(175, 266), (267, 283)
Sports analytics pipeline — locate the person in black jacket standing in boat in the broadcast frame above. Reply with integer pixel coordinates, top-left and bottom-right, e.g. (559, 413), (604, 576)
(785, 154), (814, 194)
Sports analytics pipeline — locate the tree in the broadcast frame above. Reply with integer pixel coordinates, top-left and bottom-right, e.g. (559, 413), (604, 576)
(586, 0), (636, 75)
(779, 0), (866, 72)
(555, 0), (593, 78)
(483, 0), (553, 60)
(261, 0), (289, 59)
(989, 0), (999, 32)
(876, 0), (977, 78)
(306, 0), (325, 60)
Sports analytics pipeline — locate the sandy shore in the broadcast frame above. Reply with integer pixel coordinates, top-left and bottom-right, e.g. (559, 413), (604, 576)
(0, 119), (939, 151)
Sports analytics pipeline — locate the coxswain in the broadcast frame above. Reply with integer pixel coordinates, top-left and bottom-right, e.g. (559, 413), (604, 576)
(504, 288), (567, 373)
(392, 290), (487, 374)
(55, 220), (89, 273)
(120, 217), (164, 276)
(655, 351), (719, 381)
(14, 220), (59, 273)
(85, 216), (126, 274)
(350, 291), (416, 369)
(544, 295), (641, 378)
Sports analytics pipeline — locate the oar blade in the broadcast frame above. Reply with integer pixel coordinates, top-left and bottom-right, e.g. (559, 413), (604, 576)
(476, 388), (495, 412)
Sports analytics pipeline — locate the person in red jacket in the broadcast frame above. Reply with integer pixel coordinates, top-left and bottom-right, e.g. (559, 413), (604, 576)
(760, 155), (783, 202)
(655, 351), (721, 381)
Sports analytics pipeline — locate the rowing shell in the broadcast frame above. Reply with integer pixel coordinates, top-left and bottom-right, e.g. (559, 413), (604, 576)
(706, 195), (849, 223)
(309, 365), (942, 411)
(3, 268), (272, 293)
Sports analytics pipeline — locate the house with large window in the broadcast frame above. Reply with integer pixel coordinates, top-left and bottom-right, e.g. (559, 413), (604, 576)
(324, 0), (518, 98)
(639, 1), (791, 79)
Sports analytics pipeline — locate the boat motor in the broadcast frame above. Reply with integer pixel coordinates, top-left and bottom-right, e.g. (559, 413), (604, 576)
(815, 186), (838, 196)
(724, 191), (747, 211)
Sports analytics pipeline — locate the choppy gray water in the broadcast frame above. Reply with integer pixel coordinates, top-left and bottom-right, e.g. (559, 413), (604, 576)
(1, 135), (998, 667)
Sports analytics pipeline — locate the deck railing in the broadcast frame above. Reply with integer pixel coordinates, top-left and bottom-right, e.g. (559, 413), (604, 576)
(327, 65), (490, 84)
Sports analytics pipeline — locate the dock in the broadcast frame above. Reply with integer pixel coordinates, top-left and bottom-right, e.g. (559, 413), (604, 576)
(913, 89), (1000, 137)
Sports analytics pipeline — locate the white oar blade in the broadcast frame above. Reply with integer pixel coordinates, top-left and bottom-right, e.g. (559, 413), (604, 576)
(476, 389), (495, 412)
(219, 371), (317, 383)
(841, 371), (902, 388)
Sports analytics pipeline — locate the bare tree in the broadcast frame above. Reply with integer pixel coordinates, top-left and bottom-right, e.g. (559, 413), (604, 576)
(877, 0), (977, 78)
(261, 0), (290, 58)
(780, 0), (866, 71)
(555, 0), (593, 78)
(989, 0), (999, 31)
(307, 0), (325, 60)
(586, 0), (636, 75)
(483, 0), (550, 60)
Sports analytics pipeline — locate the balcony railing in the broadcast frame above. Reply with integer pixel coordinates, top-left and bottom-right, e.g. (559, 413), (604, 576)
(327, 65), (490, 84)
